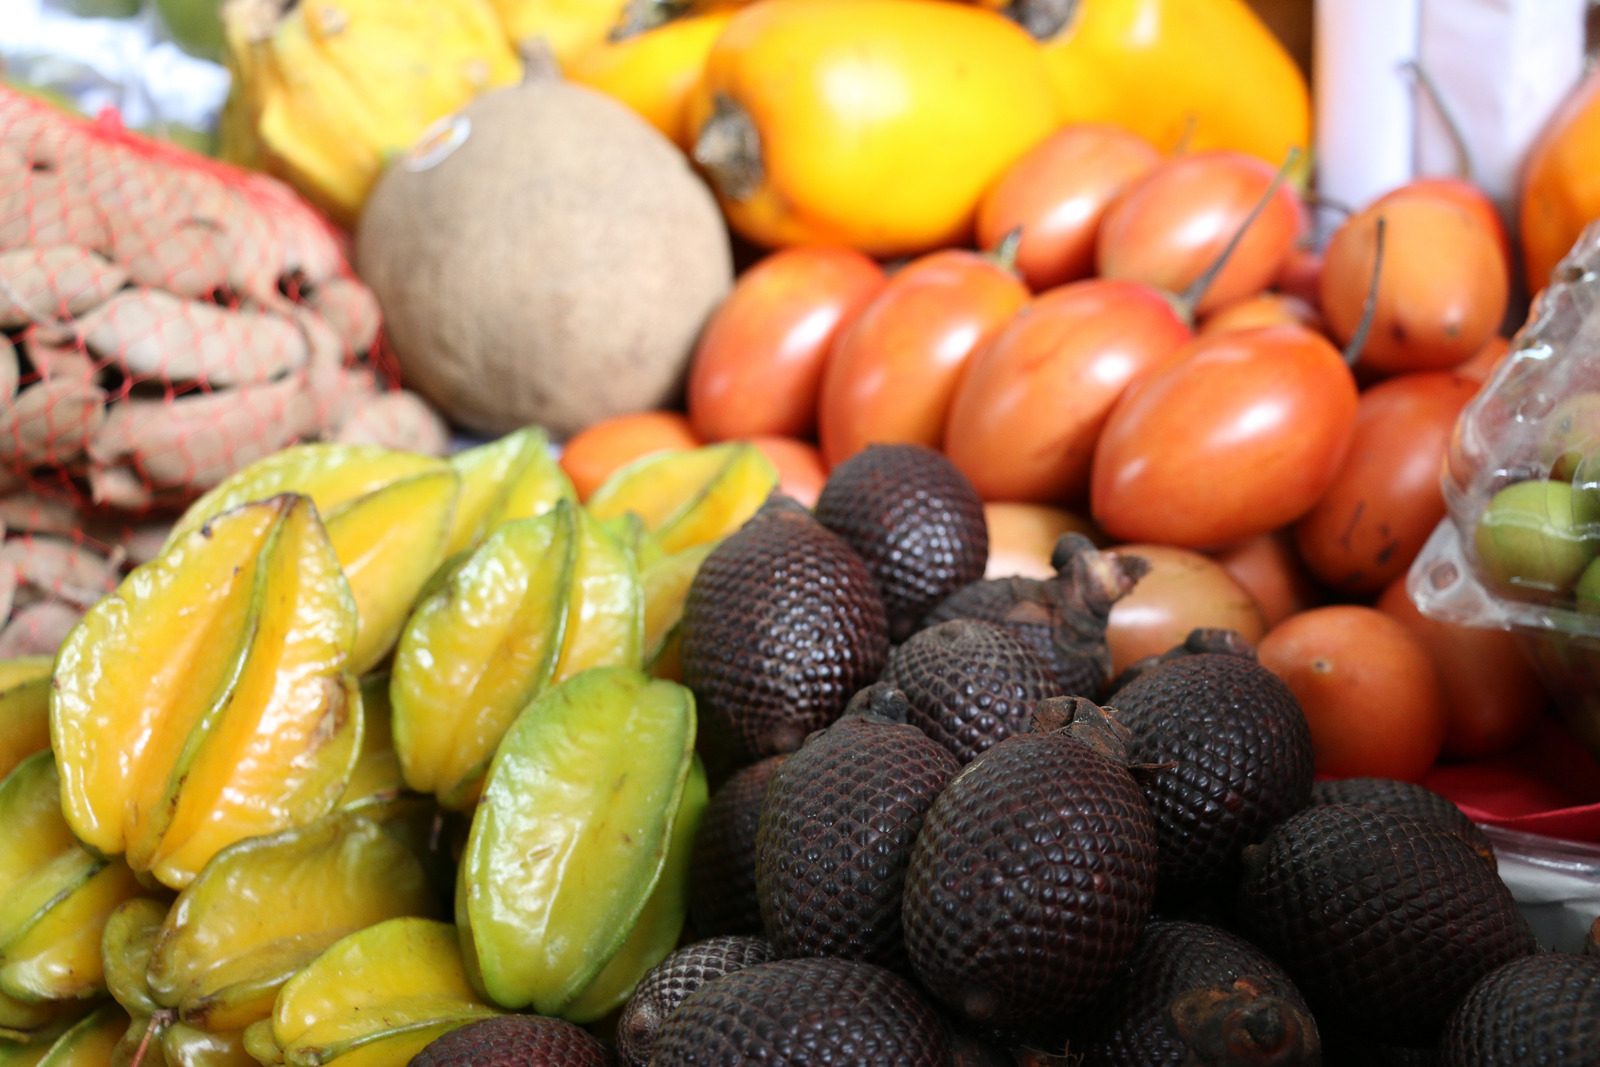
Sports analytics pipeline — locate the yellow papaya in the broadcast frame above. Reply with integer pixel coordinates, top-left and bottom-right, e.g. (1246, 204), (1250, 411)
(683, 0), (1059, 256)
(567, 11), (735, 150)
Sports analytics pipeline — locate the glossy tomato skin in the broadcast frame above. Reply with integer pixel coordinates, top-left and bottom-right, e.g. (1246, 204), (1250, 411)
(817, 248), (1029, 468)
(688, 246), (886, 441)
(1198, 291), (1322, 337)
(943, 278), (1192, 504)
(975, 123), (1163, 291)
(1090, 324), (1360, 549)
(1294, 372), (1481, 597)
(1102, 542), (1267, 678)
(1320, 192), (1508, 377)
(560, 409), (702, 501)
(1257, 604), (1447, 782)
(1096, 150), (1308, 317)
(1375, 176), (1512, 268)
(744, 434), (827, 508)
(1376, 577), (1546, 760)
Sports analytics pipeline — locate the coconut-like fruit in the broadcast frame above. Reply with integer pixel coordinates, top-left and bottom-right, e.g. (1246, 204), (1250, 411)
(356, 54), (733, 439)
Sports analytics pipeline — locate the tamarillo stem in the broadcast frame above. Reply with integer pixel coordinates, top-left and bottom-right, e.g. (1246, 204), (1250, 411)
(987, 226), (1024, 275)
(1176, 145), (1304, 319)
(1002, 0), (1081, 42)
(693, 94), (763, 202)
(1401, 58), (1477, 185)
(1341, 215), (1387, 367)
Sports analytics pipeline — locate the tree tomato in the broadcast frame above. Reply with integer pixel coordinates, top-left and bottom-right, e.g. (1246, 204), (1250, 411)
(688, 246), (886, 441)
(1294, 371), (1480, 596)
(1520, 65), (1600, 295)
(1375, 176), (1512, 268)
(1208, 529), (1324, 628)
(1257, 604), (1447, 782)
(817, 248), (1029, 468)
(1454, 335), (1511, 385)
(1090, 324), (1359, 548)
(1096, 150), (1307, 317)
(943, 278), (1192, 504)
(975, 123), (1162, 292)
(1376, 577), (1546, 760)
(1102, 542), (1267, 678)
(1198, 291), (1321, 337)
(1320, 190), (1508, 377)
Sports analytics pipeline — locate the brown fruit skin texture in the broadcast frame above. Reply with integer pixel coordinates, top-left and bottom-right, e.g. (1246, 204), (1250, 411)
(408, 1014), (608, 1066)
(688, 755), (785, 938)
(1109, 650), (1315, 900)
(651, 957), (952, 1065)
(1309, 776), (1496, 868)
(1235, 805), (1537, 1047)
(1065, 919), (1321, 1067)
(679, 497), (889, 763)
(901, 718), (1159, 1029)
(755, 701), (961, 966)
(1440, 953), (1600, 1067)
(883, 618), (1061, 763)
(615, 935), (777, 1067)
(813, 443), (988, 642)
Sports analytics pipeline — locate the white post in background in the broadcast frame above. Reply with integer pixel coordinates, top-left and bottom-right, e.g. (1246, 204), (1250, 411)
(1313, 0), (1422, 222)
(1414, 0), (1590, 220)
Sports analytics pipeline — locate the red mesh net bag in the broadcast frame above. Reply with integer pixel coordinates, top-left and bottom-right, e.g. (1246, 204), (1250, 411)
(0, 85), (449, 655)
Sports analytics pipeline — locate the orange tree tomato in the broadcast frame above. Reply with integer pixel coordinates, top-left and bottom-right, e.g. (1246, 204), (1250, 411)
(983, 501), (1103, 580)
(688, 246), (886, 442)
(1257, 604), (1447, 782)
(942, 278), (1192, 504)
(1089, 323), (1359, 548)
(1320, 185), (1508, 377)
(1454, 335), (1512, 385)
(975, 123), (1162, 292)
(1294, 371), (1480, 597)
(1521, 65), (1600, 295)
(816, 247), (1029, 469)
(1096, 150), (1308, 317)
(1375, 176), (1512, 268)
(1198, 291), (1321, 337)
(1102, 542), (1267, 678)
(559, 409), (702, 501)
(1207, 529), (1324, 628)
(1375, 577), (1547, 760)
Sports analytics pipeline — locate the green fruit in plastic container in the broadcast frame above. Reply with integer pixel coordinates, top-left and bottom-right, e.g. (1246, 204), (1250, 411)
(1474, 478), (1599, 597)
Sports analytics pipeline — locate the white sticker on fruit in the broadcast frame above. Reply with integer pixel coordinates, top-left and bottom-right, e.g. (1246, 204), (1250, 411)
(405, 115), (471, 173)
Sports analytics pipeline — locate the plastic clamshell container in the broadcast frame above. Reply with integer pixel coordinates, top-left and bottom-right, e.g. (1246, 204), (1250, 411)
(1410, 220), (1600, 760)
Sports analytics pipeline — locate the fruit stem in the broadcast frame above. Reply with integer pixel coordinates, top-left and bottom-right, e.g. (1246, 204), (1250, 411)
(516, 38), (563, 82)
(693, 93), (763, 203)
(610, 0), (691, 41)
(1402, 58), (1477, 185)
(1034, 695), (1134, 763)
(843, 681), (914, 726)
(126, 1010), (174, 1067)
(1003, 0), (1080, 41)
(1341, 215), (1387, 367)
(1175, 146), (1303, 320)
(987, 226), (1024, 275)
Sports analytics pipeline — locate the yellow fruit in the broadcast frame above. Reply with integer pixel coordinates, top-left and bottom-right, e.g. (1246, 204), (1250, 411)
(219, 0), (523, 226)
(584, 441), (777, 556)
(488, 0), (630, 65)
(53, 495), (362, 889)
(442, 426), (575, 559)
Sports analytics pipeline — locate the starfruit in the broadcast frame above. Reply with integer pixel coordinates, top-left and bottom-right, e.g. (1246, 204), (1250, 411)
(335, 675), (405, 810)
(244, 917), (498, 1066)
(560, 754), (706, 1022)
(442, 426), (576, 559)
(0, 1003), (127, 1066)
(584, 441), (778, 556)
(112, 1018), (255, 1067)
(638, 537), (714, 680)
(168, 444), (461, 676)
(102, 898), (169, 1020)
(53, 495), (363, 889)
(219, 0), (523, 226)
(457, 667), (697, 1014)
(392, 500), (642, 809)
(0, 752), (148, 1008)
(0, 658), (51, 787)
(145, 806), (439, 1036)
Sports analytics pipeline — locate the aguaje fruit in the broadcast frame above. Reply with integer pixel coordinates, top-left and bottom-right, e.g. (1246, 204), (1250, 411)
(813, 442), (989, 641)
(883, 618), (1061, 763)
(1065, 919), (1321, 1067)
(1107, 638), (1315, 901)
(755, 684), (960, 965)
(687, 755), (785, 937)
(1235, 805), (1536, 1046)
(1441, 953), (1600, 1066)
(1310, 776), (1495, 867)
(408, 1013), (607, 1066)
(651, 956), (951, 1064)
(901, 697), (1158, 1029)
(679, 496), (889, 763)
(923, 533), (1146, 699)
(615, 935), (777, 1067)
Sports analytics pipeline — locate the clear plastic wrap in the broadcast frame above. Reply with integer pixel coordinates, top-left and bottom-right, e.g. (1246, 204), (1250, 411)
(1484, 824), (1600, 952)
(1411, 220), (1600, 759)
